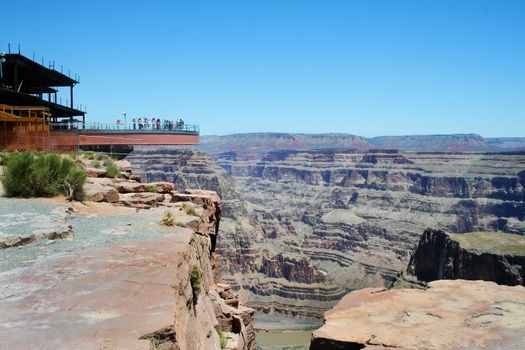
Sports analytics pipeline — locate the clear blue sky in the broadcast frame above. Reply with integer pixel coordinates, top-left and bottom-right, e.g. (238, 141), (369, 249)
(2, 0), (524, 137)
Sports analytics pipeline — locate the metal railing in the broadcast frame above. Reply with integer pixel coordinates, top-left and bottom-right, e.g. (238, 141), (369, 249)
(50, 122), (199, 134)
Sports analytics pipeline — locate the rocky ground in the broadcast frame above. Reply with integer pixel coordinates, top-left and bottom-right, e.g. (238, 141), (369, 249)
(311, 228), (525, 349)
(0, 156), (255, 350)
(310, 280), (525, 350)
(127, 146), (525, 319)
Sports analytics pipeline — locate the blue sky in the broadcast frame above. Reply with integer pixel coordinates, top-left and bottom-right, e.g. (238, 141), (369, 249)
(2, 0), (524, 137)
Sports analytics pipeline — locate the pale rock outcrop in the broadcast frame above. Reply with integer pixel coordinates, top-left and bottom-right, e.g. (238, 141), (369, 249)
(84, 177), (120, 202)
(310, 280), (525, 350)
(116, 181), (175, 194)
(0, 225), (73, 249)
(0, 190), (255, 350)
(119, 192), (166, 208)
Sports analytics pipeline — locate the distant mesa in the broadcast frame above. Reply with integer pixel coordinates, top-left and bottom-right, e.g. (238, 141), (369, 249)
(200, 132), (525, 153)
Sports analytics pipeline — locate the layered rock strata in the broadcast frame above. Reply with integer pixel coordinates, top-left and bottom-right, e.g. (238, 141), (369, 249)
(126, 147), (348, 318)
(127, 147), (525, 317)
(310, 280), (525, 350)
(403, 229), (525, 286)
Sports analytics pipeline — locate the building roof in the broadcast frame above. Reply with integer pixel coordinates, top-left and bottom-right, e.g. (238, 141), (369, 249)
(1, 53), (78, 91)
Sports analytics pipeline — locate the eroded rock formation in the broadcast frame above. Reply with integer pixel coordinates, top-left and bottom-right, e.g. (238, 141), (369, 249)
(127, 146), (525, 318)
(403, 229), (525, 286)
(309, 280), (525, 350)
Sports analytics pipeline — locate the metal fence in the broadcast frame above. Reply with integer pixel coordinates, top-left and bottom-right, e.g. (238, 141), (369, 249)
(0, 130), (76, 152)
(51, 122), (200, 134)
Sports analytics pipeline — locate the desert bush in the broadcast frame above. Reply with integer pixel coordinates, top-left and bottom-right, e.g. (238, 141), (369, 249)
(90, 160), (101, 168)
(83, 151), (95, 160)
(0, 151), (11, 165)
(219, 331), (227, 349)
(106, 163), (120, 178)
(181, 203), (198, 216)
(160, 211), (174, 226)
(103, 158), (114, 167)
(95, 152), (109, 161)
(190, 265), (202, 304)
(1, 152), (86, 200)
(147, 184), (158, 193)
(1, 152), (35, 197)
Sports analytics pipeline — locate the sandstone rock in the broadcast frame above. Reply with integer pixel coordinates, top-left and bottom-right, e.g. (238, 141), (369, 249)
(310, 280), (525, 350)
(116, 181), (175, 194)
(405, 229), (525, 286)
(210, 289), (256, 350)
(113, 159), (132, 171)
(119, 192), (165, 208)
(0, 189), (255, 350)
(0, 225), (73, 250)
(260, 253), (326, 284)
(84, 178), (120, 203)
(85, 167), (107, 178)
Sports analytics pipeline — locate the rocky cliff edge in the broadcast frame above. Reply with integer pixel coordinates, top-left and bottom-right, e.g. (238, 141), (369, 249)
(0, 161), (255, 350)
(310, 279), (525, 350)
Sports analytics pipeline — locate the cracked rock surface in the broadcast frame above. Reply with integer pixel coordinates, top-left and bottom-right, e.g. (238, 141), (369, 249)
(310, 279), (525, 350)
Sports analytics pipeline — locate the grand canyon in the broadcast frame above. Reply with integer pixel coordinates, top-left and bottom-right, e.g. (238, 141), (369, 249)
(128, 133), (525, 321)
(1, 132), (524, 349)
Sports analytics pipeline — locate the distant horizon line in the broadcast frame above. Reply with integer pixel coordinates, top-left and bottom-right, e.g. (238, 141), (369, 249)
(200, 132), (525, 139)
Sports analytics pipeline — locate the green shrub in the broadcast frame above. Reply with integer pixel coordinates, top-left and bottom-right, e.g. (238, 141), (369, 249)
(160, 211), (174, 226)
(1, 152), (35, 197)
(103, 158), (114, 167)
(147, 184), (158, 193)
(83, 151), (95, 160)
(0, 151), (11, 165)
(90, 160), (101, 168)
(182, 203), (198, 216)
(95, 152), (108, 161)
(219, 331), (227, 349)
(106, 163), (120, 178)
(190, 265), (202, 304)
(1, 152), (86, 200)
(64, 165), (87, 201)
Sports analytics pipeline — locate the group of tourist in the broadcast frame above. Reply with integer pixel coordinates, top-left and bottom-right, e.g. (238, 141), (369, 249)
(116, 117), (185, 131)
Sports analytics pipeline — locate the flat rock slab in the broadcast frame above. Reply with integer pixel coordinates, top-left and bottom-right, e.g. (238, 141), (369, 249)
(0, 231), (193, 350)
(311, 280), (525, 349)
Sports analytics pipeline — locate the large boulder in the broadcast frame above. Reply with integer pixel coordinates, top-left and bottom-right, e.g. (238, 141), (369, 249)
(84, 178), (120, 203)
(310, 280), (525, 350)
(119, 192), (166, 209)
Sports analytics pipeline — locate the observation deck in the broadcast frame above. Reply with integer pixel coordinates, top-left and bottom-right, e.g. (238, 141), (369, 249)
(51, 122), (199, 147)
(0, 48), (199, 151)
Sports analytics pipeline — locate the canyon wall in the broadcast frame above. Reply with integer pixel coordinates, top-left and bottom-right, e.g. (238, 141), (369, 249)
(127, 146), (525, 318)
(404, 229), (525, 286)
